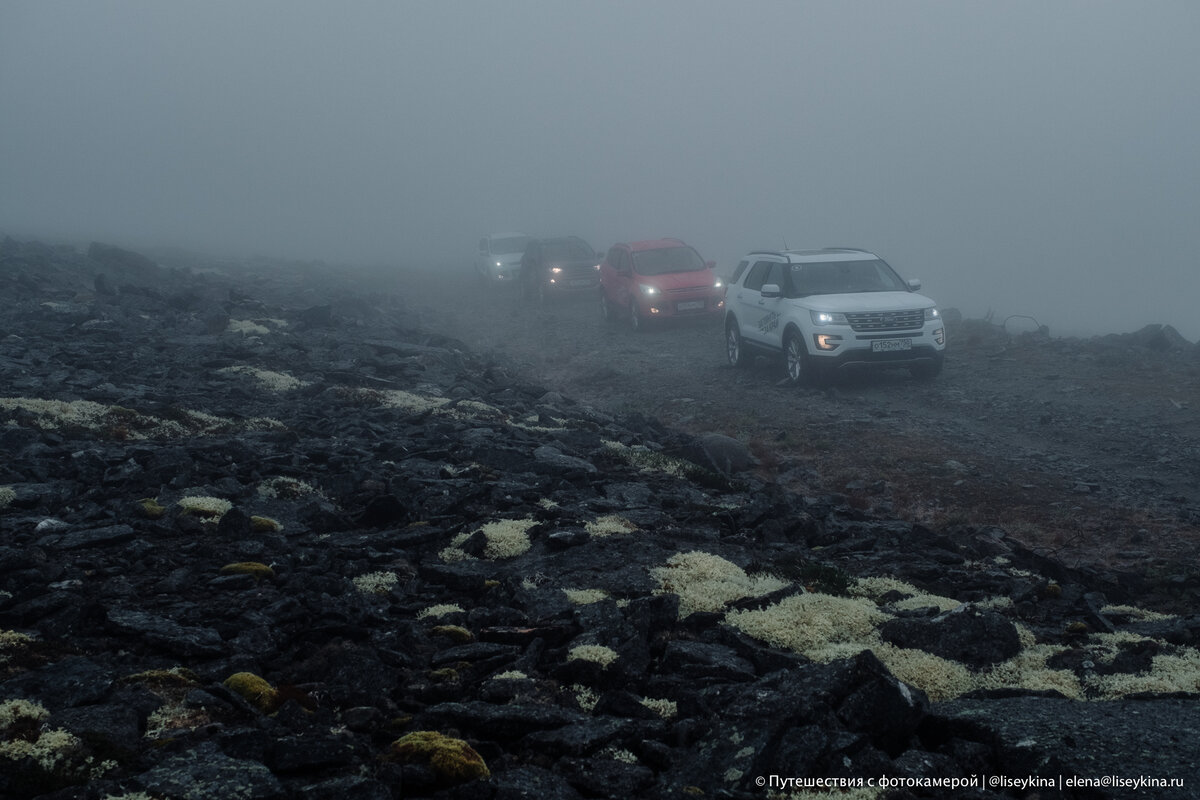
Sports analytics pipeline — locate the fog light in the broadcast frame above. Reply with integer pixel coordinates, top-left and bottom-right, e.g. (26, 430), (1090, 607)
(649, 306), (661, 315)
(934, 327), (945, 345)
(814, 333), (842, 351)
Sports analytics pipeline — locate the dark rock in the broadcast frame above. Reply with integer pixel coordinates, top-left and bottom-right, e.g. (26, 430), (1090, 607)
(136, 742), (286, 799)
(880, 605), (1022, 668)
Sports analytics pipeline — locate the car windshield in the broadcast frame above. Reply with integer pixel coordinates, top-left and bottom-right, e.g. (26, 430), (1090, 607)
(632, 246), (706, 276)
(788, 259), (907, 296)
(541, 239), (594, 261)
(492, 236), (531, 255)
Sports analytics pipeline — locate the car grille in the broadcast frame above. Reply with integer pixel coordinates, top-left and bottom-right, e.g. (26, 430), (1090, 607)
(667, 285), (710, 294)
(845, 309), (924, 332)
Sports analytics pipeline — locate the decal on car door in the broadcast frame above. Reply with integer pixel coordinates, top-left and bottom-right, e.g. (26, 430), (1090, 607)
(757, 312), (779, 335)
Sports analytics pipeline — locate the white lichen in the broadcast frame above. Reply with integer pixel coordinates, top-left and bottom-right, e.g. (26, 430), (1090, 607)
(652, 550), (788, 617)
(567, 644), (619, 669)
(217, 365), (308, 392)
(352, 571), (399, 595)
(416, 604), (464, 620)
(585, 515), (638, 537)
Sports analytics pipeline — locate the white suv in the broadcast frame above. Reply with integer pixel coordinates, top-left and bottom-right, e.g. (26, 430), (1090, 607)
(475, 232), (532, 283)
(723, 248), (945, 382)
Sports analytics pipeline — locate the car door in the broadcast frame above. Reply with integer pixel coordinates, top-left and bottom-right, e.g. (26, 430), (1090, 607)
(734, 260), (778, 347)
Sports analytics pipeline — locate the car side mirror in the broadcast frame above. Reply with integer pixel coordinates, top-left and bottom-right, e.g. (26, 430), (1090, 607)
(761, 284), (782, 298)
(907, 278), (922, 291)
(705, 260), (716, 269)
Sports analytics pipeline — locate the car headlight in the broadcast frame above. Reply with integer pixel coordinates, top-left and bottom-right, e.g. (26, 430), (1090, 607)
(550, 267), (563, 274)
(495, 261), (502, 267)
(811, 310), (848, 326)
(713, 278), (723, 289)
(924, 307), (940, 321)
(594, 263), (601, 270)
(639, 284), (658, 296)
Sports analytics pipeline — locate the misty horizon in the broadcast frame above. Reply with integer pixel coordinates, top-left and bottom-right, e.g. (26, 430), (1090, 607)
(3, 1), (1198, 340)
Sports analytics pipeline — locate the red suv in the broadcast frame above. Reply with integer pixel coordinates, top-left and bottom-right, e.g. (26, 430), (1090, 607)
(598, 239), (725, 330)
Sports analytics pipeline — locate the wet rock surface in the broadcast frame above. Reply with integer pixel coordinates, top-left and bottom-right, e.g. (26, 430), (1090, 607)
(1, 237), (1198, 798)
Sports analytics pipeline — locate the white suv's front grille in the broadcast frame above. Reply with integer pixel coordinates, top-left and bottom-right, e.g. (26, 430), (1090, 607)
(845, 309), (924, 332)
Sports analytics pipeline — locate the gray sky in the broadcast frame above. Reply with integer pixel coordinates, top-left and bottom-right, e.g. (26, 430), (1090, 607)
(3, 1), (1198, 339)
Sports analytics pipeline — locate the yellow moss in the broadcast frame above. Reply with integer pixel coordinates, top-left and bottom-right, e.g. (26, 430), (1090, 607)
(0, 486), (16, 509)
(493, 670), (527, 680)
(138, 497), (167, 519)
(256, 476), (321, 499)
(1100, 603), (1174, 621)
(226, 319), (270, 336)
(652, 551), (789, 617)
(390, 731), (490, 784)
(428, 668), (460, 683)
(222, 672), (279, 713)
(571, 684), (599, 712)
(0, 630), (33, 665)
(430, 625), (474, 644)
(249, 515), (282, 533)
(219, 562), (275, 580)
(1086, 649), (1200, 698)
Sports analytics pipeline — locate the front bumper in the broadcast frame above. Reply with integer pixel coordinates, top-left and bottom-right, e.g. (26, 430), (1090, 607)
(636, 293), (725, 320)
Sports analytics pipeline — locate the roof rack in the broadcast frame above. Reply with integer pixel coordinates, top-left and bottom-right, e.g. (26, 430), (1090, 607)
(746, 250), (785, 258)
(821, 247), (871, 253)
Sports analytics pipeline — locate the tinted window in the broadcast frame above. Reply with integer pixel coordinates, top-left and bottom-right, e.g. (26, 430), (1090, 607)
(730, 260), (749, 283)
(743, 260), (774, 291)
(766, 262), (788, 291)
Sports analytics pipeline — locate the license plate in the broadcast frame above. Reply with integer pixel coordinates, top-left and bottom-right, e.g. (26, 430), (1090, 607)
(676, 300), (705, 311)
(872, 338), (912, 352)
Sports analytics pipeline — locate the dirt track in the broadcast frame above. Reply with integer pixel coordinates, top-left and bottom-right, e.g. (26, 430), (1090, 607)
(389, 265), (1200, 607)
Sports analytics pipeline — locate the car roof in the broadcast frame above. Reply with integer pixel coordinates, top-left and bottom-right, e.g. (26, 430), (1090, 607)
(745, 247), (878, 263)
(487, 232), (529, 239)
(625, 238), (689, 252)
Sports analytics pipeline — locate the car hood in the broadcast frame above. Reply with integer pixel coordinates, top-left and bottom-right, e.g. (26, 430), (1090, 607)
(492, 254), (524, 266)
(799, 291), (934, 312)
(637, 269), (715, 290)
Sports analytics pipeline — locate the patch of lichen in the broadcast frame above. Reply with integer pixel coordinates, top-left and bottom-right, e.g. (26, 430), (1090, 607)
(222, 672), (280, 714)
(389, 730), (490, 784)
(430, 625), (474, 644)
(137, 498), (167, 520)
(219, 562), (275, 581)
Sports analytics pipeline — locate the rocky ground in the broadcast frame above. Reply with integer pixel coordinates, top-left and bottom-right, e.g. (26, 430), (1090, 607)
(1, 237), (1199, 799)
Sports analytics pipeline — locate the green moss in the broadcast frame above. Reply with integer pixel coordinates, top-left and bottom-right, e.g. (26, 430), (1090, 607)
(137, 498), (166, 520)
(219, 562), (275, 581)
(430, 625), (474, 644)
(222, 672), (279, 713)
(249, 515), (283, 533)
(390, 731), (490, 784)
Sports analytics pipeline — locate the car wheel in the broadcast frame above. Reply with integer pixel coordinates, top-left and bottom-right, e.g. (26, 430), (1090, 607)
(629, 299), (642, 332)
(784, 330), (809, 383)
(600, 292), (615, 323)
(726, 320), (749, 368)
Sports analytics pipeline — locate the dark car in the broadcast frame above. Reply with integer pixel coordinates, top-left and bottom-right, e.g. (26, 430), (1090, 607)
(520, 236), (602, 304)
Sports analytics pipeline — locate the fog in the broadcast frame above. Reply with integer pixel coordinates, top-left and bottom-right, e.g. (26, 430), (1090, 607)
(3, 1), (1199, 340)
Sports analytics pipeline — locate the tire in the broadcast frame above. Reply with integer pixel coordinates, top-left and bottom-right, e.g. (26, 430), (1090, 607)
(600, 292), (615, 324)
(726, 319), (749, 368)
(784, 330), (809, 384)
(629, 299), (642, 332)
